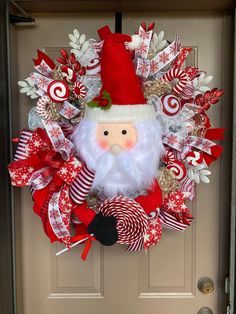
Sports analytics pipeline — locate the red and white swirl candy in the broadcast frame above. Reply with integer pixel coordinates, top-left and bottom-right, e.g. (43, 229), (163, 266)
(185, 151), (204, 166)
(98, 196), (148, 245)
(161, 94), (181, 116)
(73, 82), (87, 99)
(36, 95), (52, 120)
(163, 68), (188, 95)
(47, 80), (69, 103)
(167, 160), (187, 180)
(162, 150), (175, 165)
(61, 66), (77, 83)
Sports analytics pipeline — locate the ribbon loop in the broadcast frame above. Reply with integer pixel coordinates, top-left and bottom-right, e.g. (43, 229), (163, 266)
(71, 234), (96, 261)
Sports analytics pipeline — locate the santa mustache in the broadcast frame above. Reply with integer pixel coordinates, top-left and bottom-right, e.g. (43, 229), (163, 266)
(93, 146), (143, 187)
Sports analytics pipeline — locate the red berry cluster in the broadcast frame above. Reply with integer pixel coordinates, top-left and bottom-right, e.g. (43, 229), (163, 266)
(98, 98), (109, 107)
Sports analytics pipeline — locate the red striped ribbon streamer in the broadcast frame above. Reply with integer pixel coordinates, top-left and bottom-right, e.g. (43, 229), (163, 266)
(179, 176), (195, 201)
(159, 210), (190, 231)
(127, 238), (144, 251)
(14, 129), (33, 161)
(69, 165), (95, 204)
(60, 123), (74, 137)
(98, 196), (148, 245)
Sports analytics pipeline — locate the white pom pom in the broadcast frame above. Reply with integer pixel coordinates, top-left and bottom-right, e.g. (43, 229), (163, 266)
(126, 35), (141, 51)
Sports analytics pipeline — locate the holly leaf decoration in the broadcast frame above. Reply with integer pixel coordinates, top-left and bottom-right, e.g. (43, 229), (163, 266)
(87, 90), (112, 110)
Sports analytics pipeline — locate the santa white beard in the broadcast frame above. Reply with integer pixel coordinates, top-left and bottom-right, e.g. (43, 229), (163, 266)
(71, 118), (164, 197)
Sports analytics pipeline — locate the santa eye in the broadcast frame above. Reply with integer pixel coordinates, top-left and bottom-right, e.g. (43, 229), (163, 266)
(122, 130), (127, 135)
(104, 131), (109, 136)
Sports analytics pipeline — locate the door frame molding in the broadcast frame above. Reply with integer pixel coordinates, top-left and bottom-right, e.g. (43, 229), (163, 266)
(0, 1), (14, 314)
(0, 5), (235, 314)
(229, 9), (236, 314)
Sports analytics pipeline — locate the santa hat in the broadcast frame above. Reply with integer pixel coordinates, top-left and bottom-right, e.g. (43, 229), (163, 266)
(84, 25), (156, 123)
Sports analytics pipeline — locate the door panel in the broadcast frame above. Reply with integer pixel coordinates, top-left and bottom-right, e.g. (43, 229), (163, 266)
(14, 12), (230, 314)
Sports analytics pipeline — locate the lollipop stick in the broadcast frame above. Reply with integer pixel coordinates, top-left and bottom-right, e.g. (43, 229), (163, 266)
(56, 234), (94, 256)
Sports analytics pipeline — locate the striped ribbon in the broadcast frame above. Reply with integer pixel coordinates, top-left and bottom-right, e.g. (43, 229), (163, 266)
(14, 129), (33, 161)
(159, 210), (190, 231)
(69, 165), (95, 205)
(127, 239), (144, 251)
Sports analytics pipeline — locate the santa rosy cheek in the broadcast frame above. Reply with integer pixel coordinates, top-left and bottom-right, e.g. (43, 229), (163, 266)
(125, 140), (135, 150)
(97, 140), (109, 150)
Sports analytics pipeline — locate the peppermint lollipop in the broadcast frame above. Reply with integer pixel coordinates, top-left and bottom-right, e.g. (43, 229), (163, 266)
(47, 80), (69, 103)
(167, 160), (187, 181)
(73, 82), (87, 99)
(98, 196), (148, 245)
(36, 95), (51, 120)
(161, 94), (181, 116)
(186, 151), (204, 166)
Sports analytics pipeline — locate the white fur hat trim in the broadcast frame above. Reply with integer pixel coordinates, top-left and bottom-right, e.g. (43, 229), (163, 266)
(84, 104), (156, 123)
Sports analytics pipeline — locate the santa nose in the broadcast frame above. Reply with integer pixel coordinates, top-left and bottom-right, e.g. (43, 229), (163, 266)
(110, 144), (123, 155)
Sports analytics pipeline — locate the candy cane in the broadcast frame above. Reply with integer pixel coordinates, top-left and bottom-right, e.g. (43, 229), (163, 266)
(36, 95), (51, 120)
(163, 68), (188, 95)
(47, 80), (69, 103)
(161, 94), (181, 116)
(61, 66), (77, 83)
(167, 160), (187, 180)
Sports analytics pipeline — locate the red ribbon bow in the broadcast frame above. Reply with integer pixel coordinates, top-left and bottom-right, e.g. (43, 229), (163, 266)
(71, 234), (96, 261)
(9, 128), (82, 245)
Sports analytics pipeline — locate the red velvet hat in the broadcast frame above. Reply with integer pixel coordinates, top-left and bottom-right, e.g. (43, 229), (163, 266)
(84, 25), (156, 123)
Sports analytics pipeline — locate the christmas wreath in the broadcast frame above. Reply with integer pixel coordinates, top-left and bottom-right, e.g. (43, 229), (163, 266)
(8, 22), (224, 260)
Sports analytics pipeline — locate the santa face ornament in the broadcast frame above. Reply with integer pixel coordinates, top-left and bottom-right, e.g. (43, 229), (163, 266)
(72, 119), (164, 198)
